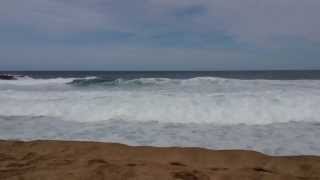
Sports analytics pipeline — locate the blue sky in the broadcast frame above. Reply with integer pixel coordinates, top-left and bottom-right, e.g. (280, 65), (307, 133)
(0, 0), (320, 70)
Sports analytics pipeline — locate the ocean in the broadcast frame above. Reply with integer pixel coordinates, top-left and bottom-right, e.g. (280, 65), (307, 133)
(0, 71), (320, 155)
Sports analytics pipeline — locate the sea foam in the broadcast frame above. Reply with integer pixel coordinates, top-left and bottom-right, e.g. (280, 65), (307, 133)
(1, 76), (320, 155)
(0, 77), (319, 125)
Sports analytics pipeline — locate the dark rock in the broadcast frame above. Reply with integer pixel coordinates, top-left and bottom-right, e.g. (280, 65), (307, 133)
(0, 74), (18, 80)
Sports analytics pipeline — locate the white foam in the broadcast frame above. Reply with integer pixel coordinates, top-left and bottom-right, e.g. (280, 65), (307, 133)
(0, 76), (97, 91)
(1, 116), (319, 155)
(0, 77), (319, 125)
(0, 76), (99, 85)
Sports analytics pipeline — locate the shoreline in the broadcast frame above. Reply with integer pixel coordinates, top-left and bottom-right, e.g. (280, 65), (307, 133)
(0, 140), (319, 180)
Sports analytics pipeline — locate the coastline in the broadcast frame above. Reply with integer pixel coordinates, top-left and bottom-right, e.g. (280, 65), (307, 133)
(0, 140), (319, 180)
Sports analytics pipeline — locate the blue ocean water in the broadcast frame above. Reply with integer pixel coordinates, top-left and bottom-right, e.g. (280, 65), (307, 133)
(0, 71), (320, 155)
(2, 70), (320, 80)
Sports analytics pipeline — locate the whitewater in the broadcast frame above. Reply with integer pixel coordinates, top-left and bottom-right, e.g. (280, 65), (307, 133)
(0, 75), (320, 155)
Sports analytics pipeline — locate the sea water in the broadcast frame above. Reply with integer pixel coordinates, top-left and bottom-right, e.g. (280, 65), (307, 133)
(0, 71), (320, 155)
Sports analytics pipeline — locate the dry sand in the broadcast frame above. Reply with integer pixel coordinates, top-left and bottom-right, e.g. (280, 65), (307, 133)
(0, 140), (319, 180)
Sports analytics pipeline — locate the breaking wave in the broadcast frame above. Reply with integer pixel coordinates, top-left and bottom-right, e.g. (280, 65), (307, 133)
(2, 74), (320, 155)
(68, 77), (232, 87)
(0, 76), (320, 125)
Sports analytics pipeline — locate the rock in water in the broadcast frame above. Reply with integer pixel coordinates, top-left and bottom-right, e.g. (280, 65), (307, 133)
(0, 74), (19, 80)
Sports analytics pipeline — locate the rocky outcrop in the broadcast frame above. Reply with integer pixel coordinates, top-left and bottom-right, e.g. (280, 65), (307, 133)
(0, 74), (24, 80)
(0, 74), (17, 80)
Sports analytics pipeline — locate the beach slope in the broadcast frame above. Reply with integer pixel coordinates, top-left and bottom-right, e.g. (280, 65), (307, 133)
(0, 140), (319, 180)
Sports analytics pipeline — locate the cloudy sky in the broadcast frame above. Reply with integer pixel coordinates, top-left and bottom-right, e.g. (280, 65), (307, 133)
(0, 0), (320, 70)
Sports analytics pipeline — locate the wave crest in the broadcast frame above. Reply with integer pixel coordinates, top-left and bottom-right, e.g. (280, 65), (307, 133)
(68, 77), (231, 87)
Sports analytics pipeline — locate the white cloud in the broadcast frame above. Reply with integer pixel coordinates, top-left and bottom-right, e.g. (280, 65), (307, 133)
(0, 0), (319, 43)
(0, 43), (261, 70)
(0, 0), (113, 32)
(206, 0), (320, 43)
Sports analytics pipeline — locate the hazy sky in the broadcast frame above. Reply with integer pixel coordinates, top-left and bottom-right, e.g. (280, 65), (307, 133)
(1, 0), (320, 70)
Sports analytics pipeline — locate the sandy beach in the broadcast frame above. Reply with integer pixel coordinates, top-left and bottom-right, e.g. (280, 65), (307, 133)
(0, 140), (319, 180)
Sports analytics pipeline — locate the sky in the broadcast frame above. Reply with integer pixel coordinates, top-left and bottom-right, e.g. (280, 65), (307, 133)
(0, 0), (320, 70)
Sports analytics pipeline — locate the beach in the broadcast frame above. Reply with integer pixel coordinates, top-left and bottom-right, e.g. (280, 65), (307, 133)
(1, 72), (320, 179)
(0, 140), (319, 180)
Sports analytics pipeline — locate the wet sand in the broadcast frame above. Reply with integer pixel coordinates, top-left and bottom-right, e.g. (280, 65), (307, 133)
(0, 140), (319, 180)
